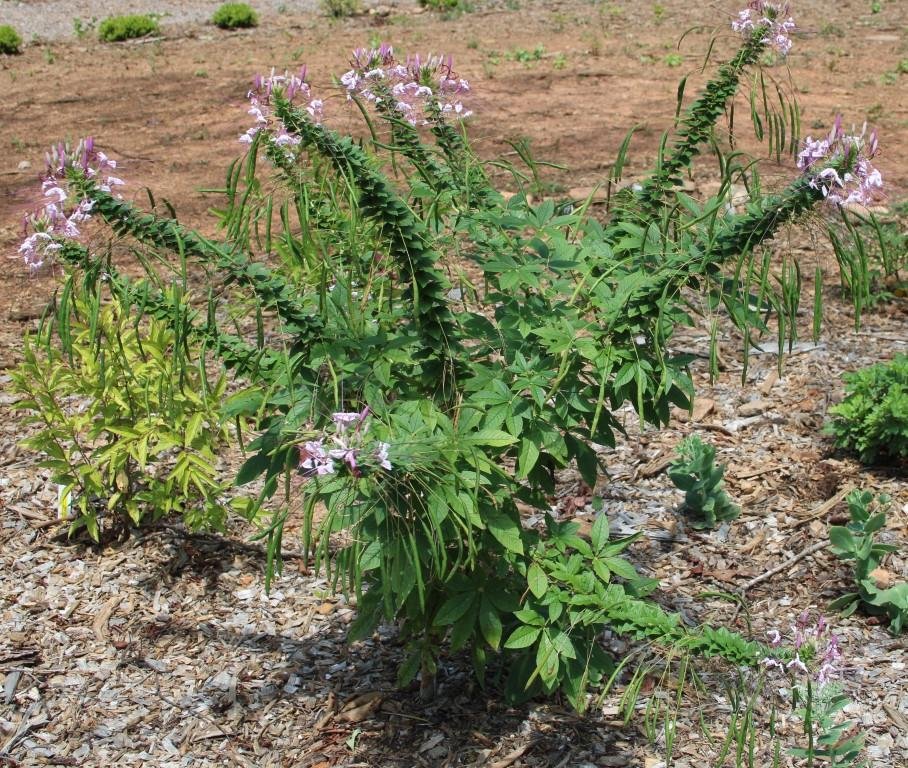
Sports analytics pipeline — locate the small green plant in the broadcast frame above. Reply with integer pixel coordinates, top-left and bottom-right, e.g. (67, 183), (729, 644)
(506, 44), (545, 64)
(664, 52), (683, 67)
(825, 355), (908, 463)
(668, 436), (740, 529)
(11, 282), (243, 541)
(320, 0), (361, 16)
(212, 3), (259, 29)
(829, 490), (907, 634)
(0, 25), (23, 55)
(827, 210), (907, 311)
(98, 14), (159, 43)
(72, 17), (97, 39)
(419, 0), (467, 12)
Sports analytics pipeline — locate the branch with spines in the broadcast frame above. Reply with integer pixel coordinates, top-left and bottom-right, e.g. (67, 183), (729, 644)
(273, 93), (459, 364)
(55, 241), (288, 381)
(67, 173), (325, 357)
(634, 29), (772, 212)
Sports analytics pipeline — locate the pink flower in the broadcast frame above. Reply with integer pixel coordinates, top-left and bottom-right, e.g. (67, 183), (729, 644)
(732, 1), (795, 56)
(375, 442), (392, 471)
(15, 138), (122, 272)
(240, 68), (323, 152)
(298, 440), (336, 476)
(799, 117), (883, 207)
(786, 654), (808, 675)
(340, 44), (473, 124)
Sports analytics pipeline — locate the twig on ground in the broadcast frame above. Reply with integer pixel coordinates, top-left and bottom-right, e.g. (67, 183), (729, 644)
(739, 540), (829, 594)
(490, 741), (536, 768)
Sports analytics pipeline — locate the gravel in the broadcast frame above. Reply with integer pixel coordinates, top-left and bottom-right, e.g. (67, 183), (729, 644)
(0, 0), (417, 42)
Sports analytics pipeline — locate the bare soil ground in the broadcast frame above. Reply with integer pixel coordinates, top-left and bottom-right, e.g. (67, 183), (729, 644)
(1, 1), (907, 766)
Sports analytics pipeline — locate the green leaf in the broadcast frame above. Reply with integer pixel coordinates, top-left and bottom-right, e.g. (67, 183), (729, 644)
(602, 556), (638, 581)
(433, 591), (476, 627)
(592, 558), (611, 584)
(535, 633), (559, 689)
(236, 451), (269, 486)
(528, 563), (549, 599)
(479, 597), (503, 650)
(517, 437), (540, 479)
(397, 651), (422, 687)
(485, 508), (524, 555)
(590, 513), (609, 553)
(504, 625), (541, 650)
(550, 631), (576, 660)
(460, 429), (519, 448)
(828, 526), (856, 555)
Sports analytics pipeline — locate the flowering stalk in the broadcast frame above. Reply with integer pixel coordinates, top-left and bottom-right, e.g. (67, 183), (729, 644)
(64, 174), (325, 356)
(340, 45), (472, 127)
(732, 1), (796, 56)
(53, 241), (284, 379)
(14, 137), (122, 272)
(762, 612), (866, 765)
(268, 86), (459, 370)
(239, 67), (324, 151)
(637, 3), (795, 211)
(339, 45), (475, 194)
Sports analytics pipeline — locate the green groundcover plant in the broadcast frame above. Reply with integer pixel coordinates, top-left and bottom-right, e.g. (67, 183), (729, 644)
(829, 490), (907, 634)
(212, 3), (259, 29)
(825, 355), (908, 463)
(0, 25), (23, 55)
(13, 2), (885, 710)
(320, 0), (361, 17)
(669, 435), (740, 529)
(98, 14), (159, 43)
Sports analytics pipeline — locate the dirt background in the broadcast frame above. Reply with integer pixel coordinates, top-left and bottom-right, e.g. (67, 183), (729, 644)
(1, 0), (907, 766)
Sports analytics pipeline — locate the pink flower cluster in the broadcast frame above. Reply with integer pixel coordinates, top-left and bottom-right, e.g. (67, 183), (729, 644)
(762, 612), (843, 687)
(339, 44), (472, 125)
(16, 138), (122, 272)
(797, 116), (883, 207)
(298, 408), (392, 479)
(239, 67), (324, 148)
(732, 1), (795, 56)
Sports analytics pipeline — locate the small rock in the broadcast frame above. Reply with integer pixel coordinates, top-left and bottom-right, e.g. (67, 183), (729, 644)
(737, 399), (772, 417)
(316, 602), (335, 616)
(17, 160), (31, 171)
